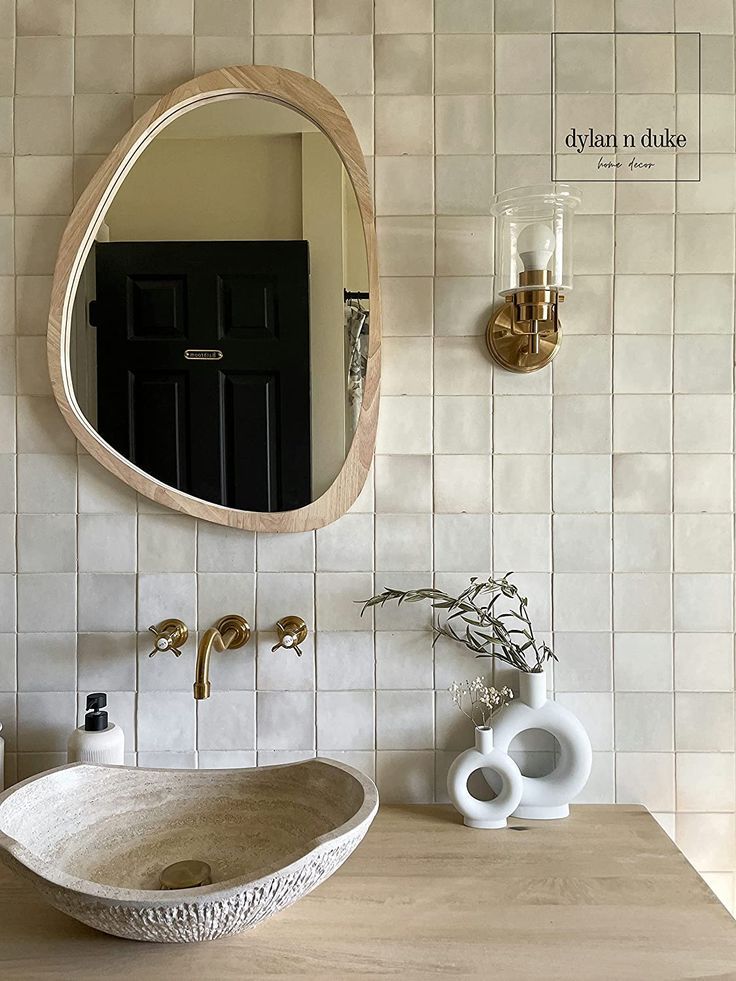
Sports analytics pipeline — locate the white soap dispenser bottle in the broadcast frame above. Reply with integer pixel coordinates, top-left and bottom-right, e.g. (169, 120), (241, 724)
(68, 692), (124, 765)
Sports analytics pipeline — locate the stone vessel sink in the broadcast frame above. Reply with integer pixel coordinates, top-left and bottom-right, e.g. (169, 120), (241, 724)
(0, 759), (378, 943)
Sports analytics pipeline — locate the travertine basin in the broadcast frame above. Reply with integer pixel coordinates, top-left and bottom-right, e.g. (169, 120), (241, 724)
(0, 759), (378, 943)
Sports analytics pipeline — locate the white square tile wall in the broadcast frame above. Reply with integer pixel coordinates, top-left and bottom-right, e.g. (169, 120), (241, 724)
(2, 0), (735, 910)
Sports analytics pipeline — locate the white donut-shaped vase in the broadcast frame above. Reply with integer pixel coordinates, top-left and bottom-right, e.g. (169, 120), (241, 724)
(484, 670), (592, 820)
(448, 727), (523, 829)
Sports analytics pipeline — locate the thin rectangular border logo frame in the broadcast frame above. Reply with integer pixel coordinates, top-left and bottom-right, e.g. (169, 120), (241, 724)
(550, 32), (701, 183)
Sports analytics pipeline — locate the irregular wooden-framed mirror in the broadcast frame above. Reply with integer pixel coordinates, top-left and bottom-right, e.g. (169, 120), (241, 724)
(48, 67), (380, 532)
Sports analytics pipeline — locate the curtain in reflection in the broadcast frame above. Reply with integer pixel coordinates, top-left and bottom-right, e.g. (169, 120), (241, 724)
(345, 300), (369, 438)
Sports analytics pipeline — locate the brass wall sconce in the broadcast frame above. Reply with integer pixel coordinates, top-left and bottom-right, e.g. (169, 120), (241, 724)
(487, 184), (580, 373)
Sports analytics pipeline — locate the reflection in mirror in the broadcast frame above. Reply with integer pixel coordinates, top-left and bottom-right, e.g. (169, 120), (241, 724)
(69, 96), (369, 513)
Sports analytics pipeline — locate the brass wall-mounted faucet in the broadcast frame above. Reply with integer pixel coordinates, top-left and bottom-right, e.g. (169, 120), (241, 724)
(194, 615), (251, 699)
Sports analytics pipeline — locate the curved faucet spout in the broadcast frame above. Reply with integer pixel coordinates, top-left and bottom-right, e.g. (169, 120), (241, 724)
(193, 627), (223, 700)
(194, 615), (251, 700)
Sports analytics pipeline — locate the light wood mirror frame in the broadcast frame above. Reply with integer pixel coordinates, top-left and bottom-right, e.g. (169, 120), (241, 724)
(47, 65), (380, 533)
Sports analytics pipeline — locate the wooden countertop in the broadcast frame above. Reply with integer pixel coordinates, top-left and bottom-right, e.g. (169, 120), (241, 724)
(2, 804), (735, 979)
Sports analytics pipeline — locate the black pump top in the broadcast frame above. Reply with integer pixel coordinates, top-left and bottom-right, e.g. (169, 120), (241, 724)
(84, 692), (109, 732)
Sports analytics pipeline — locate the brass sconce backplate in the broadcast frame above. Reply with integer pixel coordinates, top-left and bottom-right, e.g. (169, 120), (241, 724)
(486, 301), (562, 373)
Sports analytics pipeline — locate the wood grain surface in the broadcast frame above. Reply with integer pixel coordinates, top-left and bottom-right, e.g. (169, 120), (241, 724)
(47, 65), (381, 533)
(2, 804), (735, 979)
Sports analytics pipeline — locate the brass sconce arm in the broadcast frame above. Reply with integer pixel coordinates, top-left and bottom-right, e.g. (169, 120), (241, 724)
(193, 614), (251, 699)
(487, 270), (564, 373)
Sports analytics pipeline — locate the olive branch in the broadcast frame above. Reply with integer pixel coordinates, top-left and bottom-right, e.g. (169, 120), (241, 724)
(360, 574), (555, 674)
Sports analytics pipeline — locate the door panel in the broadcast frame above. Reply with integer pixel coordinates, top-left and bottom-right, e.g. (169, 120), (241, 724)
(217, 273), (279, 339)
(126, 274), (187, 338)
(129, 370), (189, 490)
(221, 372), (279, 512)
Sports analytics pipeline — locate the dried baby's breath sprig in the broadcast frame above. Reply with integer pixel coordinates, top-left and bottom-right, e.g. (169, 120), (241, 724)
(449, 678), (514, 729)
(360, 574), (555, 673)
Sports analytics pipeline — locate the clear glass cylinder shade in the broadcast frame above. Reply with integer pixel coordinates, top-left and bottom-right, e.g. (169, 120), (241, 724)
(492, 184), (580, 297)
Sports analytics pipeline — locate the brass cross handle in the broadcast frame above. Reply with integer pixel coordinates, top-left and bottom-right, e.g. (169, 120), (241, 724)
(271, 616), (308, 657)
(147, 618), (189, 658)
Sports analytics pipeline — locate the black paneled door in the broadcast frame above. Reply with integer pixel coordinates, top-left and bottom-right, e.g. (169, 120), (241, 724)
(94, 241), (311, 511)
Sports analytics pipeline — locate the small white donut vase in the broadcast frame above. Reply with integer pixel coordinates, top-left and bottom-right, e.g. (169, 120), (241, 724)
(447, 726), (523, 829)
(484, 668), (592, 820)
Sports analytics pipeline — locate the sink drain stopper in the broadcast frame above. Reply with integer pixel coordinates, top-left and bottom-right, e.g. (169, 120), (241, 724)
(160, 860), (212, 890)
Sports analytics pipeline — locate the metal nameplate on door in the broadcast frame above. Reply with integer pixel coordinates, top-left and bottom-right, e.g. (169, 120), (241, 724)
(184, 349), (223, 361)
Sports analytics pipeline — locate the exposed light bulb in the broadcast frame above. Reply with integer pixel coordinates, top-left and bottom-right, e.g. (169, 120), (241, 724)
(517, 222), (555, 272)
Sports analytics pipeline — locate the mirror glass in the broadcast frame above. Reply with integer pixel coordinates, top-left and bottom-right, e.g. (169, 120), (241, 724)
(69, 95), (370, 513)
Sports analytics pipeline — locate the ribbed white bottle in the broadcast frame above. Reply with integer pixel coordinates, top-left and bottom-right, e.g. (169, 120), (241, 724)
(68, 722), (125, 764)
(68, 693), (125, 765)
